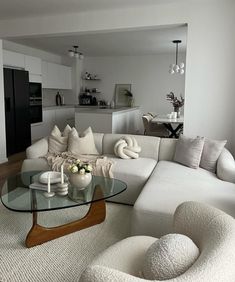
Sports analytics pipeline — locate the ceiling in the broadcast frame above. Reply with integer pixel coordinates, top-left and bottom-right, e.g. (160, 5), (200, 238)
(0, 0), (182, 21)
(12, 26), (187, 57)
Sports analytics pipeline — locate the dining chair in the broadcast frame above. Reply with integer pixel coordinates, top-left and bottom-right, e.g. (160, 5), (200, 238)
(142, 114), (169, 137)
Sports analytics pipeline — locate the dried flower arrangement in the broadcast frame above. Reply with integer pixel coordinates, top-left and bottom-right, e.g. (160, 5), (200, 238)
(166, 92), (184, 110)
(124, 89), (133, 97)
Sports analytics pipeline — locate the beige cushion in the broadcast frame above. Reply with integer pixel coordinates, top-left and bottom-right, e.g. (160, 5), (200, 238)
(143, 234), (199, 280)
(68, 127), (99, 155)
(48, 125), (72, 153)
(174, 135), (204, 169)
(200, 138), (227, 172)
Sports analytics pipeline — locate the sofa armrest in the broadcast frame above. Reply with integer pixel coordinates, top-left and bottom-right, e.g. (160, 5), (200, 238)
(26, 138), (48, 159)
(217, 148), (235, 183)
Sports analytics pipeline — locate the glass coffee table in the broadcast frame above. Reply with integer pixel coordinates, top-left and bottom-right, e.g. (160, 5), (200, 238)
(1, 171), (126, 248)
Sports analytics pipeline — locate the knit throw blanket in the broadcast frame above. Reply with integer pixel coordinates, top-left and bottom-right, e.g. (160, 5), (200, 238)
(43, 152), (115, 178)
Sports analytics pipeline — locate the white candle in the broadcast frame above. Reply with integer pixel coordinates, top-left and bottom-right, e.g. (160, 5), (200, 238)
(61, 165), (64, 184)
(48, 172), (51, 193)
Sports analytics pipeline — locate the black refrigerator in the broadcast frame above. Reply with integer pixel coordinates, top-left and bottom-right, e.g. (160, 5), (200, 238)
(4, 68), (31, 157)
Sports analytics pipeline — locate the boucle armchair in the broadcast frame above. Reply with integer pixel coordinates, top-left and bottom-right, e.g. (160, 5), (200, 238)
(80, 202), (235, 282)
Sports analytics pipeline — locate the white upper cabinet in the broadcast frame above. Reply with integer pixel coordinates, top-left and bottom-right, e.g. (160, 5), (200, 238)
(24, 55), (42, 75)
(3, 50), (25, 68)
(42, 61), (72, 90)
(42, 61), (48, 88)
(46, 62), (59, 89)
(59, 65), (72, 90)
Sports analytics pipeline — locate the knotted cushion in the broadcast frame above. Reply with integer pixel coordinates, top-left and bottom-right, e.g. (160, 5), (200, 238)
(143, 234), (199, 280)
(114, 136), (141, 159)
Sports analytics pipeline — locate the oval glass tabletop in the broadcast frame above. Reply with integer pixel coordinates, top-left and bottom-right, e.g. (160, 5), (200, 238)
(1, 171), (127, 212)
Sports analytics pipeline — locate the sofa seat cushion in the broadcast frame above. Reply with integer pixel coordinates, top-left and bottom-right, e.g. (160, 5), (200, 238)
(90, 236), (156, 277)
(107, 156), (157, 205)
(132, 160), (235, 237)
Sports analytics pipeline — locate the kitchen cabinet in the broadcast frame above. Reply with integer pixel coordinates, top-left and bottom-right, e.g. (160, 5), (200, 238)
(42, 61), (72, 90)
(60, 65), (72, 90)
(24, 55), (42, 75)
(29, 74), (42, 83)
(42, 61), (48, 88)
(31, 107), (75, 141)
(3, 50), (25, 69)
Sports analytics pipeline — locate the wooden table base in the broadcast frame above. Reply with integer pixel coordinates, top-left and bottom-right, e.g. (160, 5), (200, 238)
(25, 186), (106, 248)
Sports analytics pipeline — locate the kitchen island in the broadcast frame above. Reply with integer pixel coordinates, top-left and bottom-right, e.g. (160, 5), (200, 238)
(75, 106), (140, 134)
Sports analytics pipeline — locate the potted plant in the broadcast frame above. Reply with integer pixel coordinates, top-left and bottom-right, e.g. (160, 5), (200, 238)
(166, 92), (184, 117)
(68, 160), (92, 190)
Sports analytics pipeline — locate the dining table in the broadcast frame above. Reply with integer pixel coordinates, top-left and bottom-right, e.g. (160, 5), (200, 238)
(151, 115), (184, 138)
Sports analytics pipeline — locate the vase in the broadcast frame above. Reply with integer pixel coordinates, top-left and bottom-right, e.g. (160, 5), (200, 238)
(69, 173), (92, 190)
(128, 97), (134, 107)
(174, 107), (180, 118)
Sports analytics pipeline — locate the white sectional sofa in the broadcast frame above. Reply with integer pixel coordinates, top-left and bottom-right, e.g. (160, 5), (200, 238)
(22, 133), (235, 237)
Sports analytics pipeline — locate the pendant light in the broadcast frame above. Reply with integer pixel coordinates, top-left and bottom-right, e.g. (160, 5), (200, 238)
(68, 45), (84, 60)
(169, 40), (184, 75)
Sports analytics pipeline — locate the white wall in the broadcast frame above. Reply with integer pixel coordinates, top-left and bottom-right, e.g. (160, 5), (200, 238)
(0, 40), (7, 163)
(83, 53), (185, 115)
(0, 0), (235, 152)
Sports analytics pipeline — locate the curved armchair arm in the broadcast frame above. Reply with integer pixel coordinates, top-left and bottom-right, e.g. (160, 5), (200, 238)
(80, 265), (148, 282)
(217, 148), (235, 183)
(26, 138), (48, 159)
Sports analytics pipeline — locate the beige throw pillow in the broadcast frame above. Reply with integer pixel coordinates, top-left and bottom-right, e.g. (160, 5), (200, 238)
(68, 127), (99, 155)
(48, 125), (72, 153)
(174, 135), (205, 169)
(200, 138), (227, 172)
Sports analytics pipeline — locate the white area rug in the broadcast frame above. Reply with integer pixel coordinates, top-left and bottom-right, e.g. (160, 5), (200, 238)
(0, 203), (132, 281)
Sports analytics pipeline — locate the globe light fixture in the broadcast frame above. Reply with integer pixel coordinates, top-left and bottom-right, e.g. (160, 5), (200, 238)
(68, 45), (84, 60)
(169, 40), (184, 75)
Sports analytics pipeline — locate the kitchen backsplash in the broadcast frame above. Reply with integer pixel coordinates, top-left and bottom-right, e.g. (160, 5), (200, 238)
(42, 89), (77, 106)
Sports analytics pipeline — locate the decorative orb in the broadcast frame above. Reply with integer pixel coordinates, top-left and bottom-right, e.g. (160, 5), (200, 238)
(169, 69), (175, 74)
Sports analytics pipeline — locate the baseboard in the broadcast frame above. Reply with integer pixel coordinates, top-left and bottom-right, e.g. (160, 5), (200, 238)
(0, 157), (8, 164)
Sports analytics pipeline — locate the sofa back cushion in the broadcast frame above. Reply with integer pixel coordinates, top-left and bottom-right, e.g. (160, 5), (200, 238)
(174, 135), (204, 169)
(200, 138), (227, 172)
(159, 138), (178, 161)
(93, 133), (104, 155)
(102, 134), (160, 160)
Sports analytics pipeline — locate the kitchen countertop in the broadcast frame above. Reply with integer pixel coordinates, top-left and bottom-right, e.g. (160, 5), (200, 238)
(43, 105), (75, 110)
(43, 105), (140, 114)
(75, 106), (140, 114)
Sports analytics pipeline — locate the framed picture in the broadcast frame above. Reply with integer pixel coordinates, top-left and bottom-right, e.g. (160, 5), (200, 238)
(115, 84), (132, 106)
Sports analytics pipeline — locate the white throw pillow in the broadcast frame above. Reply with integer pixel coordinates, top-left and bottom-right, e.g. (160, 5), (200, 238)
(114, 136), (141, 159)
(143, 234), (199, 280)
(48, 125), (72, 153)
(174, 135), (205, 169)
(68, 127), (99, 155)
(200, 138), (227, 172)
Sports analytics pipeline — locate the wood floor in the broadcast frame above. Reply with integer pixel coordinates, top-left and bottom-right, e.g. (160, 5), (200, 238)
(0, 152), (25, 189)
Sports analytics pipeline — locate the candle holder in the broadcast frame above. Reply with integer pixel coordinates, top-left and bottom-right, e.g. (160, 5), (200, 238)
(56, 183), (69, 196)
(43, 191), (55, 198)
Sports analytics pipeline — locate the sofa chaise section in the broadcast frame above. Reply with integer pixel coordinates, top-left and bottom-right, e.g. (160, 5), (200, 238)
(132, 158), (235, 237)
